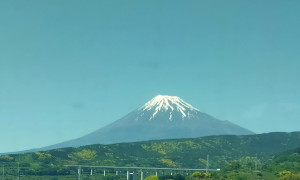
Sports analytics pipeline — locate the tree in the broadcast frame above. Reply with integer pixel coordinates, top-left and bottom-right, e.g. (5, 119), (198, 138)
(159, 175), (174, 180)
(280, 172), (300, 180)
(174, 174), (185, 180)
(68, 149), (97, 162)
(280, 170), (292, 176)
(203, 173), (211, 179)
(145, 175), (159, 180)
(191, 172), (205, 179)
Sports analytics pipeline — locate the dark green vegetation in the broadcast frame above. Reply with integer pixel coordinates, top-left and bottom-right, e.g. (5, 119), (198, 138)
(1, 132), (300, 179)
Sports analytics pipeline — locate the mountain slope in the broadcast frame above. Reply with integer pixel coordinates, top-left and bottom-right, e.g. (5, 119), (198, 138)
(2, 132), (300, 177)
(268, 147), (300, 173)
(46, 95), (254, 150)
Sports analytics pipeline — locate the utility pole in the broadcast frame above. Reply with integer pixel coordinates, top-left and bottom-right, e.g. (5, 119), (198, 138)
(17, 162), (20, 180)
(255, 154), (258, 171)
(17, 154), (20, 180)
(78, 166), (81, 180)
(206, 155), (209, 173)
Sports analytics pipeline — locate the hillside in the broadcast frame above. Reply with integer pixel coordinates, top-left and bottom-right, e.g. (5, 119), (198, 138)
(1, 132), (300, 179)
(267, 147), (300, 173)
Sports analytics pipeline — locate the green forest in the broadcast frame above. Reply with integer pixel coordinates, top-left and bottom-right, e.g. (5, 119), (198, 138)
(1, 132), (300, 180)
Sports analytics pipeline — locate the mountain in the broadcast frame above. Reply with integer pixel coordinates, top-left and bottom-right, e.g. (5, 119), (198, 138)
(45, 95), (253, 150)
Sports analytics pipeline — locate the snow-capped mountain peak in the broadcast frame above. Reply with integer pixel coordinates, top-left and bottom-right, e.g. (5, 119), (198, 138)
(40, 95), (254, 150)
(139, 95), (200, 120)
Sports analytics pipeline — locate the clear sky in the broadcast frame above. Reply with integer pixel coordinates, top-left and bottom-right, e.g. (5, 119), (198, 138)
(1, 0), (300, 153)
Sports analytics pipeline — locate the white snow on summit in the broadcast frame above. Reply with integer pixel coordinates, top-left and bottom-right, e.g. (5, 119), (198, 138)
(140, 95), (200, 120)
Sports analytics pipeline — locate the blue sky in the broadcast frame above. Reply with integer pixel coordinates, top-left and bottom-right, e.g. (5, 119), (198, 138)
(1, 0), (300, 153)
